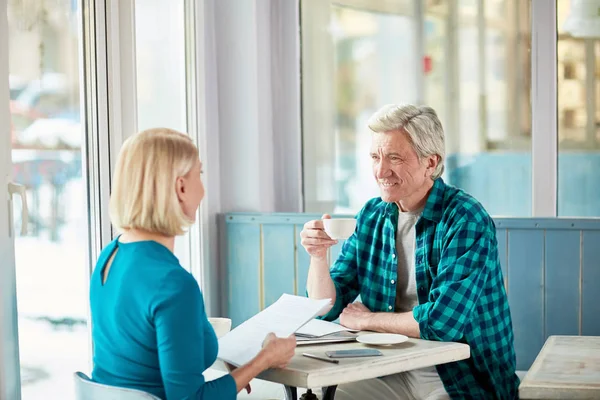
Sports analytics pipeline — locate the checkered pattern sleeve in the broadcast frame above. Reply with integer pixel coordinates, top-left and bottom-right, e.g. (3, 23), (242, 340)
(413, 218), (493, 342)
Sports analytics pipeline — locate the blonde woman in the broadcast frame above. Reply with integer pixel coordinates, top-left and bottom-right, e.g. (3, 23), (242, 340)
(89, 128), (296, 399)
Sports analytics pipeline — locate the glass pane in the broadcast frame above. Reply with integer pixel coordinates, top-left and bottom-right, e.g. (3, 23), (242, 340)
(424, 13), (446, 144)
(134, 0), (192, 267)
(135, 0), (186, 132)
(447, 0), (532, 217)
(302, 0), (532, 216)
(557, 0), (600, 217)
(302, 2), (417, 213)
(8, 1), (89, 398)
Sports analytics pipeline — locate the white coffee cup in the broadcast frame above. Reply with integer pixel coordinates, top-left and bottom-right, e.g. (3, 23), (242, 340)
(208, 317), (232, 339)
(323, 218), (357, 240)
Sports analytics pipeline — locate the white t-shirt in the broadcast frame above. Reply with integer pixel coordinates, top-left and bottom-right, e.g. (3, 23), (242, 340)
(394, 207), (422, 313)
(394, 205), (443, 381)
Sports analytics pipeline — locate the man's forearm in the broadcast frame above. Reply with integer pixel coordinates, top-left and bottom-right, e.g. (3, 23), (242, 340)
(306, 257), (336, 314)
(365, 311), (420, 338)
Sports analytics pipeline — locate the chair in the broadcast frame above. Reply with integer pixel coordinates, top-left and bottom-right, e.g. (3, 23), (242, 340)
(73, 372), (161, 400)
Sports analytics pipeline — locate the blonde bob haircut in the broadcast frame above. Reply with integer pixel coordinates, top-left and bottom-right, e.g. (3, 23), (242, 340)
(109, 128), (199, 237)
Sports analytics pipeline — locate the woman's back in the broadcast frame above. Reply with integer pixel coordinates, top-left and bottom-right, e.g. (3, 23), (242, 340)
(90, 238), (235, 399)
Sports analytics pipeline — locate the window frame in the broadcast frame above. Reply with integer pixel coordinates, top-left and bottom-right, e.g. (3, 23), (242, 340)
(184, 0), (215, 314)
(531, 0), (558, 217)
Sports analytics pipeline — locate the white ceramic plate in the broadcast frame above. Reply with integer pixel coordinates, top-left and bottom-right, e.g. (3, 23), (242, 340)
(356, 333), (409, 346)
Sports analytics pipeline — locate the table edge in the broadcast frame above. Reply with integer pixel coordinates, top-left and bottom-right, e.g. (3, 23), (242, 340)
(257, 341), (470, 388)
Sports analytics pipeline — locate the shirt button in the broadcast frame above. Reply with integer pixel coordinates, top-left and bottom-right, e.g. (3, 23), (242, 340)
(391, 279), (395, 284)
(388, 305), (393, 310)
(391, 254), (396, 259)
(418, 286), (424, 293)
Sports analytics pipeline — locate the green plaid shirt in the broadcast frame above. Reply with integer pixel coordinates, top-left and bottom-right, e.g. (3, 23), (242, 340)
(322, 178), (519, 399)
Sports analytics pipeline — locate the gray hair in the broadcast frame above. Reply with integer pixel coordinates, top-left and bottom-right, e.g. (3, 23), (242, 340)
(367, 104), (445, 180)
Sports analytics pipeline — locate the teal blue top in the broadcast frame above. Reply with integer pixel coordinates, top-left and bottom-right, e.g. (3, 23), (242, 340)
(90, 238), (236, 399)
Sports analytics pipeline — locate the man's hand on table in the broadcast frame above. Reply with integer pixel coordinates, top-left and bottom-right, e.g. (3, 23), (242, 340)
(341, 302), (421, 338)
(340, 302), (374, 331)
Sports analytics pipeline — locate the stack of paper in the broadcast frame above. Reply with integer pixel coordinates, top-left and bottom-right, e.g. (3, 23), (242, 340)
(295, 319), (358, 345)
(296, 319), (358, 337)
(217, 294), (332, 366)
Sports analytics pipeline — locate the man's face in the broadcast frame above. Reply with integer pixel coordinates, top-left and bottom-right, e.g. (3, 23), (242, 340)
(370, 130), (435, 204)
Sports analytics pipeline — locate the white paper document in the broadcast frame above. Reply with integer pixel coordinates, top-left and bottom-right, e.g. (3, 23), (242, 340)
(217, 294), (331, 366)
(296, 319), (358, 338)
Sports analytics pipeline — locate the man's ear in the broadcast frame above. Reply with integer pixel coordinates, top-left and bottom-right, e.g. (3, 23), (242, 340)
(424, 155), (438, 177)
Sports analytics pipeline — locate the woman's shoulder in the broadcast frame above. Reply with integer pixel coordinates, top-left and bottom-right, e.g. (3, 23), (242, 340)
(123, 242), (193, 290)
(149, 267), (205, 317)
(158, 267), (201, 296)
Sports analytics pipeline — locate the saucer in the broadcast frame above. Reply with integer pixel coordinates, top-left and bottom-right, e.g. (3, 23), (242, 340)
(356, 333), (409, 346)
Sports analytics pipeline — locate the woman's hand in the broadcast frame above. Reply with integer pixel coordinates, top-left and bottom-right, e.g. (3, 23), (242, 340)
(259, 333), (297, 369)
(229, 333), (296, 393)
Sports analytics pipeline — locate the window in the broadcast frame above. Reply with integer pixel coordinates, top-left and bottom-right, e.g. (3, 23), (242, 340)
(557, 0), (600, 217)
(2, 0), (221, 397)
(302, 1), (418, 213)
(448, 0), (532, 217)
(134, 0), (200, 273)
(7, 1), (90, 398)
(301, 0), (532, 216)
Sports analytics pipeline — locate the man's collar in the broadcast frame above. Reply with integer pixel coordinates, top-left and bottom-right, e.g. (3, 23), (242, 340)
(420, 178), (445, 223)
(384, 178), (446, 223)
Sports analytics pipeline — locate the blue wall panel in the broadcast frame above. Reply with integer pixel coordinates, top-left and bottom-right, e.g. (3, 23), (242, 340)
(582, 231), (600, 335)
(263, 224), (296, 309)
(295, 224), (311, 297)
(227, 223), (260, 327)
(508, 229), (544, 370)
(545, 230), (580, 336)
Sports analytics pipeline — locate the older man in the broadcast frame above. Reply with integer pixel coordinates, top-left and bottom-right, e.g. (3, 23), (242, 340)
(301, 104), (519, 399)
